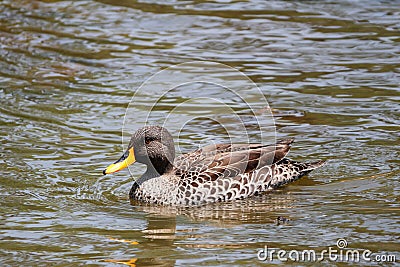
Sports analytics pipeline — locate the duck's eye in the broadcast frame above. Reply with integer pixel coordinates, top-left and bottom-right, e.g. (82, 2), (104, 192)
(145, 138), (152, 144)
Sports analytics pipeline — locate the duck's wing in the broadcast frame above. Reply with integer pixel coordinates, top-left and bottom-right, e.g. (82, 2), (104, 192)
(174, 138), (294, 180)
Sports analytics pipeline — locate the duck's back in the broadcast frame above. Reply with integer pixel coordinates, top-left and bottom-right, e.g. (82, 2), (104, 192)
(174, 157), (324, 206)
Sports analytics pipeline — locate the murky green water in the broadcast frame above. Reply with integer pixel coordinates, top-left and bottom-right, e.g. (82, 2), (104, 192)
(1, 0), (399, 266)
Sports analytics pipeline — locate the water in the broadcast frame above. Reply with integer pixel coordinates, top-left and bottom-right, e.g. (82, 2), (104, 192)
(0, 0), (399, 266)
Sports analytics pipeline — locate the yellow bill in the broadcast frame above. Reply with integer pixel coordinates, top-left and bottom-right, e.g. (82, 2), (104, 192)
(103, 147), (136, 175)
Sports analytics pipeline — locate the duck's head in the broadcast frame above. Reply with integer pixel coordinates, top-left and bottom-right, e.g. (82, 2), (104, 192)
(103, 126), (175, 176)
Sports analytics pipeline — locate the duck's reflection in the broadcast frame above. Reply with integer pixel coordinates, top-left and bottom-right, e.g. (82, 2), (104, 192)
(132, 190), (298, 226)
(104, 190), (298, 266)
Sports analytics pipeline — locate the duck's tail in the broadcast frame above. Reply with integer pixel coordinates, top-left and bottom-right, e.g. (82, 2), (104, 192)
(268, 158), (326, 189)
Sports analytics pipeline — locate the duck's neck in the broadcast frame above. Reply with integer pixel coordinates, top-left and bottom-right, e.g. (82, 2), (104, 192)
(153, 156), (173, 174)
(140, 158), (173, 180)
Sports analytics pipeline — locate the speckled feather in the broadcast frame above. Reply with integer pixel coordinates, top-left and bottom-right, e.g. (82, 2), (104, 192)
(127, 126), (325, 206)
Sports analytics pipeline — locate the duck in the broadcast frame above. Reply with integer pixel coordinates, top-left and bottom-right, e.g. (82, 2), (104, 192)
(103, 126), (325, 206)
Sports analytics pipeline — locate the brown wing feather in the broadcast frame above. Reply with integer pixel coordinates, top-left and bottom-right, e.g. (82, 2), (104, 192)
(175, 138), (294, 182)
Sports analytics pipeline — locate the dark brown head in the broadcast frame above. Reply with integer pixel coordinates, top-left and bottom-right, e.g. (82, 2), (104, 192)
(103, 126), (175, 176)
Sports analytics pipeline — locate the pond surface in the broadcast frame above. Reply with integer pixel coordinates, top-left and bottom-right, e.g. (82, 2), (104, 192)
(0, 0), (399, 266)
